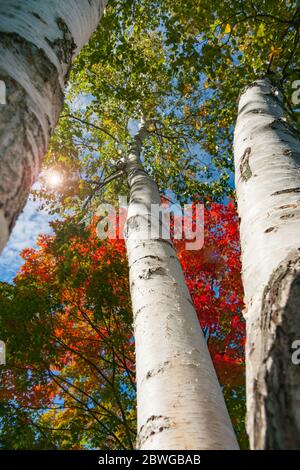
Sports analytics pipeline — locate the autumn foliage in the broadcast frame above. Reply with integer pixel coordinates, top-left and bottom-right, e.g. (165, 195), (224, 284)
(0, 202), (247, 449)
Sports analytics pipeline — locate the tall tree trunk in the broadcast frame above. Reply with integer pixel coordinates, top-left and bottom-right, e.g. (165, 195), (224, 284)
(0, 0), (107, 252)
(234, 77), (300, 449)
(125, 128), (238, 450)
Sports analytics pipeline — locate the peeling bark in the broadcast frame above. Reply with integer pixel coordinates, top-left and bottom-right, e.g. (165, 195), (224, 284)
(0, 0), (107, 251)
(234, 77), (300, 449)
(126, 127), (238, 450)
(240, 147), (252, 182)
(260, 253), (300, 449)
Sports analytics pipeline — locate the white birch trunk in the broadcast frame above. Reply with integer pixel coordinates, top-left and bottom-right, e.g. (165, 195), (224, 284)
(125, 131), (238, 450)
(0, 0), (107, 252)
(234, 77), (300, 449)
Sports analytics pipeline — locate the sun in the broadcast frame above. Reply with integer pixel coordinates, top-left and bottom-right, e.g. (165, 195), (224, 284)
(45, 170), (63, 188)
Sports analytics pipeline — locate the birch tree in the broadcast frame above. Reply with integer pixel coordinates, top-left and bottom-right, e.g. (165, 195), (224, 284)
(234, 78), (300, 449)
(124, 123), (238, 449)
(0, 0), (107, 252)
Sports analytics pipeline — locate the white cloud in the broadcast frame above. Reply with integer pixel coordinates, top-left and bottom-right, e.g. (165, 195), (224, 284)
(0, 198), (53, 283)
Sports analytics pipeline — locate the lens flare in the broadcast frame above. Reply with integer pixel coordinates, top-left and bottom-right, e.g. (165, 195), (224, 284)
(45, 170), (63, 188)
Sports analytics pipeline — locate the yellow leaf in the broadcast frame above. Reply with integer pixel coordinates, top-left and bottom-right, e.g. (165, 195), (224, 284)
(268, 46), (282, 60)
(257, 23), (265, 37)
(195, 119), (201, 130)
(224, 24), (231, 34)
(103, 117), (112, 126)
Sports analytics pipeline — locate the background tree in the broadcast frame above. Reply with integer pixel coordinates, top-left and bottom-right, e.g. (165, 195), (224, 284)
(0, 203), (247, 449)
(0, 223), (136, 450)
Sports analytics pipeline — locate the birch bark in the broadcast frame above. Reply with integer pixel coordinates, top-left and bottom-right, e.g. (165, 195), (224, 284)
(0, 0), (107, 251)
(125, 127), (238, 450)
(234, 77), (300, 449)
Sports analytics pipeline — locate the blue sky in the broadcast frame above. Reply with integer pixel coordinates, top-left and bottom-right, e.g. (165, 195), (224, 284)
(0, 199), (52, 283)
(0, 115), (136, 285)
